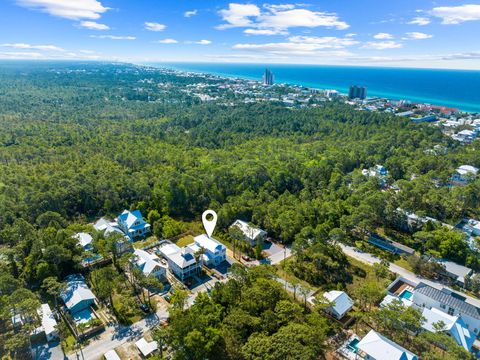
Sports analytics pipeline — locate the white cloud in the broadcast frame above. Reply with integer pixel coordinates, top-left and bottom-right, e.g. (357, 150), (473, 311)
(0, 51), (43, 58)
(217, 3), (349, 31)
(90, 35), (136, 40)
(184, 9), (197, 18)
(144, 22), (166, 32)
(431, 4), (480, 24)
(408, 16), (431, 26)
(373, 32), (393, 39)
(16, 0), (108, 20)
(1, 43), (64, 51)
(404, 32), (433, 40)
(244, 28), (286, 35)
(79, 20), (109, 30)
(218, 3), (261, 28)
(345, 33), (357, 37)
(196, 39), (211, 45)
(362, 41), (402, 50)
(157, 38), (178, 44)
(288, 36), (359, 48)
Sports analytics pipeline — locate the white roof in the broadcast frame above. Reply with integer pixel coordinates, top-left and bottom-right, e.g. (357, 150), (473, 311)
(38, 303), (57, 336)
(104, 350), (121, 360)
(457, 165), (479, 176)
(135, 338), (158, 357)
(93, 218), (124, 236)
(323, 290), (353, 317)
(231, 220), (266, 240)
(436, 259), (472, 283)
(357, 330), (418, 360)
(160, 243), (197, 268)
(133, 249), (165, 276)
(421, 307), (474, 351)
(73, 232), (93, 248)
(194, 234), (226, 253)
(458, 129), (475, 136)
(60, 275), (96, 310)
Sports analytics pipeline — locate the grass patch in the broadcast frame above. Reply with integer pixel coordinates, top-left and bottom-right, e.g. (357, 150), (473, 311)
(346, 255), (391, 296)
(133, 236), (159, 249)
(111, 291), (144, 325)
(176, 235), (194, 247)
(393, 257), (414, 272)
(61, 334), (77, 354)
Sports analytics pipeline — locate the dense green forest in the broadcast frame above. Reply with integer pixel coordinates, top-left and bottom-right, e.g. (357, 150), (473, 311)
(0, 62), (479, 358)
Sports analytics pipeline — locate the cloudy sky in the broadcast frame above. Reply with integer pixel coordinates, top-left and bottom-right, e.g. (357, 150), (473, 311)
(1, 0), (480, 69)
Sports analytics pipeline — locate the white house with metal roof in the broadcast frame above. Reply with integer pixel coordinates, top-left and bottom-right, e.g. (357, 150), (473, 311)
(356, 330), (418, 360)
(230, 220), (267, 246)
(73, 232), (93, 251)
(188, 234), (226, 267)
(33, 304), (58, 342)
(159, 243), (202, 281)
(135, 337), (158, 357)
(421, 307), (475, 352)
(117, 210), (151, 240)
(103, 349), (121, 360)
(412, 282), (480, 336)
(60, 275), (97, 314)
(322, 290), (354, 319)
(133, 249), (166, 280)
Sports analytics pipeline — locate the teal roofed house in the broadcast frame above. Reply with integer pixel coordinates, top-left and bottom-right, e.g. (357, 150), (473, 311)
(117, 210), (151, 240)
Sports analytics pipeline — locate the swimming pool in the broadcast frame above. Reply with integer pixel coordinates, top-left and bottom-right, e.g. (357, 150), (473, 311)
(73, 308), (94, 324)
(347, 338), (360, 352)
(399, 289), (413, 300)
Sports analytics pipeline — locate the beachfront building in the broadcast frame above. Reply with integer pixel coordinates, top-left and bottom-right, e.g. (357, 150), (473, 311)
(188, 234), (226, 267)
(159, 243), (202, 282)
(322, 290), (354, 320)
(356, 330), (418, 360)
(132, 249), (167, 280)
(412, 282), (480, 336)
(230, 219), (267, 246)
(117, 210), (151, 240)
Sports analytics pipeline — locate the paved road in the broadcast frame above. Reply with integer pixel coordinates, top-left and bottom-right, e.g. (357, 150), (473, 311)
(32, 341), (66, 360)
(339, 243), (480, 308)
(268, 245), (292, 265)
(67, 305), (170, 360)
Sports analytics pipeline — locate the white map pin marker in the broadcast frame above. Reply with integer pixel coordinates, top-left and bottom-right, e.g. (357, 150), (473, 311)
(202, 209), (217, 238)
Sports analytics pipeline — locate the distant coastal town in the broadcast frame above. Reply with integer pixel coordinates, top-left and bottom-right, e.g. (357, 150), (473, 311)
(151, 65), (480, 146)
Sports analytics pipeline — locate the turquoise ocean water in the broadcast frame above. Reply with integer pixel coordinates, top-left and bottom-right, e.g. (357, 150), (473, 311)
(149, 63), (480, 113)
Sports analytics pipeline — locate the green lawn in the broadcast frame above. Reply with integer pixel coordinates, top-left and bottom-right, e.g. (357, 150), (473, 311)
(133, 236), (159, 249)
(393, 257), (414, 272)
(176, 235), (194, 247)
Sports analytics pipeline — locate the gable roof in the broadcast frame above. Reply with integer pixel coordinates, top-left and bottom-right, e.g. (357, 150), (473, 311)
(231, 220), (266, 240)
(133, 249), (165, 277)
(38, 303), (57, 336)
(73, 232), (93, 248)
(135, 338), (158, 357)
(194, 234), (226, 253)
(323, 290), (353, 316)
(118, 209), (146, 230)
(414, 283), (480, 320)
(93, 218), (124, 236)
(421, 307), (474, 351)
(60, 275), (96, 311)
(357, 330), (417, 360)
(160, 243), (197, 269)
(436, 259), (472, 284)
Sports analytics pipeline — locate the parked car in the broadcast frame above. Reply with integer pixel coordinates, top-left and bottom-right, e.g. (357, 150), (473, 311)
(242, 255), (251, 261)
(139, 303), (150, 313)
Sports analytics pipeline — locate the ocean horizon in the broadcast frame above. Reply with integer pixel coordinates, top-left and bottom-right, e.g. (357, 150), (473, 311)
(147, 62), (480, 113)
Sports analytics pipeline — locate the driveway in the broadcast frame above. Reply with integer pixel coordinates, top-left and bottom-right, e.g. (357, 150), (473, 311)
(265, 242), (292, 265)
(32, 341), (66, 360)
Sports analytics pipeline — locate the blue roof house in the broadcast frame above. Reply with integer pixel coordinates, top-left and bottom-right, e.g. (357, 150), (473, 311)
(117, 210), (151, 240)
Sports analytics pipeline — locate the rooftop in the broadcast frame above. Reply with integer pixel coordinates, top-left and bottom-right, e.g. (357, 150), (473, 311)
(357, 330), (417, 360)
(231, 219), (266, 240)
(194, 234), (226, 253)
(323, 290), (354, 316)
(60, 275), (96, 311)
(135, 338), (158, 357)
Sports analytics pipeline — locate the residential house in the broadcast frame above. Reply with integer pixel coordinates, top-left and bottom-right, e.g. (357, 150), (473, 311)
(455, 218), (480, 250)
(104, 349), (121, 360)
(93, 217), (133, 254)
(133, 249), (167, 280)
(412, 282), (480, 336)
(188, 234), (226, 267)
(361, 165), (389, 187)
(73, 232), (93, 251)
(135, 337), (158, 358)
(34, 303), (58, 342)
(451, 165), (479, 186)
(322, 290), (354, 320)
(435, 259), (473, 287)
(356, 329), (418, 360)
(159, 243), (202, 282)
(368, 234), (415, 256)
(60, 275), (97, 315)
(230, 219), (267, 246)
(421, 307), (474, 352)
(117, 210), (151, 240)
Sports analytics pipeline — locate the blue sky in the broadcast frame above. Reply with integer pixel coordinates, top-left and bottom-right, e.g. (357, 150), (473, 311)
(1, 0), (480, 69)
